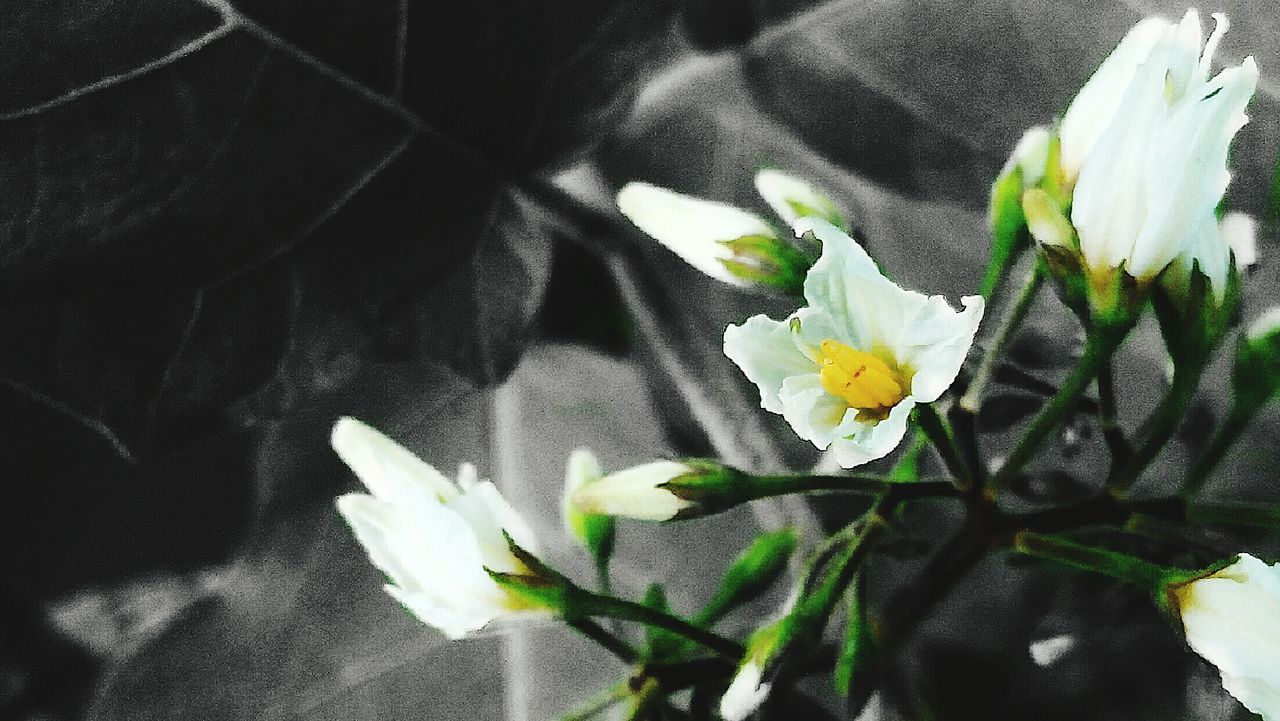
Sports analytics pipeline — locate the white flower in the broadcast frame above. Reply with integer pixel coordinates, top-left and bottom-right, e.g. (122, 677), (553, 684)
(723, 218), (984, 468)
(720, 659), (772, 721)
(1063, 9), (1257, 298)
(1170, 553), (1280, 720)
(569, 459), (695, 521)
(332, 417), (544, 639)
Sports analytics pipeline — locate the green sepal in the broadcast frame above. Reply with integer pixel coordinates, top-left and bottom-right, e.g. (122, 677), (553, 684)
(1154, 555), (1239, 620)
(697, 528), (799, 626)
(660, 459), (750, 519)
(488, 533), (573, 614)
(1157, 263), (1241, 369)
(887, 429), (928, 483)
(717, 233), (812, 295)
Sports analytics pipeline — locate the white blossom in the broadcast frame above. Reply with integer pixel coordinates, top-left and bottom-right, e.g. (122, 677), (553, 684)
(724, 219), (983, 468)
(1170, 553), (1280, 720)
(1062, 10), (1257, 298)
(332, 417), (543, 639)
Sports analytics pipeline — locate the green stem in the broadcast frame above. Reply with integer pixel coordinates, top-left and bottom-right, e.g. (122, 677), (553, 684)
(561, 682), (630, 721)
(1108, 362), (1205, 495)
(576, 591), (744, 659)
(1184, 402), (1254, 495)
(1184, 500), (1280, 531)
(1096, 356), (1130, 466)
(915, 404), (974, 491)
(961, 263), (1045, 414)
(740, 473), (957, 501)
(568, 618), (639, 664)
(1012, 531), (1167, 590)
(989, 323), (1127, 492)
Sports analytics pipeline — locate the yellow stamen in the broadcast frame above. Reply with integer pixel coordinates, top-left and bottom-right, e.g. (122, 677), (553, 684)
(817, 339), (906, 417)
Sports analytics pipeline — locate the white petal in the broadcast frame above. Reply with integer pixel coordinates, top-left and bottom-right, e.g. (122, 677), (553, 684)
(753, 169), (842, 226)
(1071, 39), (1170, 277)
(720, 661), (772, 721)
(724, 314), (817, 415)
(339, 490), (510, 638)
(828, 398), (915, 469)
(572, 461), (693, 521)
(899, 295), (985, 403)
(1059, 16), (1170, 179)
(1133, 59), (1257, 282)
(331, 417), (458, 502)
(447, 480), (540, 571)
(617, 182), (775, 286)
(384, 584), (500, 641)
(336, 493), (420, 591)
(778, 373), (854, 450)
(1005, 126), (1052, 186)
(798, 218), (920, 353)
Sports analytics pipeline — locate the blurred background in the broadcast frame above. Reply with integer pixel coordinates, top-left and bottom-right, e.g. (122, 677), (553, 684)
(2, 0), (1279, 719)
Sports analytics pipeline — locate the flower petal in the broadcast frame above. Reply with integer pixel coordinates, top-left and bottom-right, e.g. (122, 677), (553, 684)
(828, 397), (915, 469)
(720, 661), (772, 721)
(778, 373), (853, 450)
(901, 295), (985, 403)
(446, 480), (540, 571)
(797, 218), (918, 352)
(724, 314), (816, 415)
(331, 417), (458, 502)
(1059, 16), (1170, 179)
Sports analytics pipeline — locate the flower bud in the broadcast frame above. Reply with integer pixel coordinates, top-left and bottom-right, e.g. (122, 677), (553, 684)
(720, 618), (788, 721)
(569, 460), (699, 521)
(616, 182), (811, 292)
(1066, 11), (1256, 301)
(1230, 306), (1280, 408)
(561, 448), (616, 565)
(1165, 554), (1280, 720)
(753, 168), (845, 229)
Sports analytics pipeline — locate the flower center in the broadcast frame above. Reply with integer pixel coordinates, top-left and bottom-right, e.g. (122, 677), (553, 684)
(817, 339), (906, 417)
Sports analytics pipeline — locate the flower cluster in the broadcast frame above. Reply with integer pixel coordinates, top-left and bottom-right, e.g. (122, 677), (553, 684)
(1016, 10), (1257, 312)
(329, 7), (1280, 721)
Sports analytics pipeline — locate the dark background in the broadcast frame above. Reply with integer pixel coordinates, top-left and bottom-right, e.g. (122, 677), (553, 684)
(2, 1), (1279, 719)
